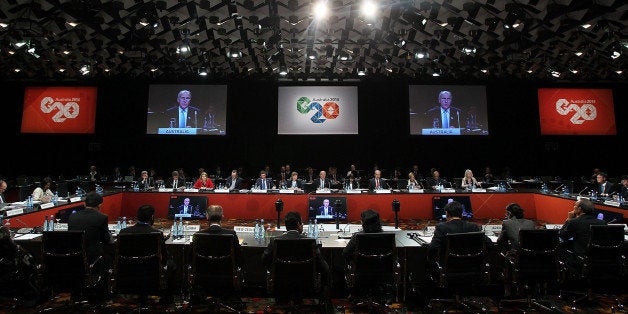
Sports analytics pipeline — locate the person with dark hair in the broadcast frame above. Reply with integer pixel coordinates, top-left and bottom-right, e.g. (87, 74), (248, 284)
(0, 179), (7, 203)
(88, 165), (100, 182)
(368, 170), (389, 190)
(68, 192), (112, 271)
(559, 198), (607, 255)
(595, 172), (614, 197)
(168, 170), (185, 189)
(496, 203), (535, 252)
(138, 170), (154, 190)
(31, 177), (54, 202)
(255, 170), (274, 190)
(286, 172), (304, 190)
(0, 226), (41, 304)
(428, 201), (491, 262)
(426, 168), (448, 190)
(119, 205), (176, 304)
(342, 209), (383, 262)
(618, 175), (628, 200)
(197, 205), (243, 264)
(262, 211), (329, 280)
(225, 170), (243, 190)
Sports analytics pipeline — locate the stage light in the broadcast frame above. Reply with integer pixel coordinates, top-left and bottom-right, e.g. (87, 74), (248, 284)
(198, 67), (208, 76)
(313, 1), (328, 20)
(278, 66), (288, 75)
(361, 0), (377, 18)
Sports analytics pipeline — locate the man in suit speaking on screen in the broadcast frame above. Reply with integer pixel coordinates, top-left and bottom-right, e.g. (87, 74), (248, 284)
(164, 90), (201, 128)
(318, 199), (334, 217)
(424, 90), (462, 129)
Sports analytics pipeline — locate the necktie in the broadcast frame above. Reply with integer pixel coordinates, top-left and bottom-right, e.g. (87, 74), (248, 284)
(320, 180), (324, 189)
(173, 180), (177, 189)
(0, 194), (4, 203)
(325, 207), (328, 215)
(443, 110), (449, 128)
(230, 179), (236, 189)
(376, 179), (380, 189)
(179, 109), (187, 128)
(262, 180), (266, 190)
(292, 181), (296, 188)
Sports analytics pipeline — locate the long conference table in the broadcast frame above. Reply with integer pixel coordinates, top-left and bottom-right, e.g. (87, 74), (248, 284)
(4, 189), (627, 300)
(4, 188), (626, 227)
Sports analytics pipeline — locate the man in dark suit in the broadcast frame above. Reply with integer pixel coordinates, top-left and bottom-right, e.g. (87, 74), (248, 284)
(167, 170), (185, 189)
(368, 170), (389, 190)
(496, 203), (536, 252)
(119, 205), (176, 304)
(262, 212), (329, 287)
(138, 170), (154, 190)
(595, 172), (614, 197)
(424, 90), (462, 129)
(177, 197), (199, 216)
(164, 90), (201, 128)
(254, 170), (274, 190)
(426, 168), (448, 189)
(88, 165), (100, 182)
(313, 170), (331, 190)
(68, 192), (112, 270)
(225, 170), (244, 190)
(428, 201), (492, 263)
(318, 199), (334, 216)
(619, 175), (628, 200)
(0, 179), (7, 204)
(197, 204), (243, 264)
(559, 198), (607, 255)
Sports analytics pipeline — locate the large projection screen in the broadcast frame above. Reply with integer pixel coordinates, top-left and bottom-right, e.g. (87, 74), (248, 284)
(146, 85), (227, 135)
(278, 86), (359, 135)
(409, 85), (489, 136)
(538, 88), (616, 135)
(21, 86), (98, 134)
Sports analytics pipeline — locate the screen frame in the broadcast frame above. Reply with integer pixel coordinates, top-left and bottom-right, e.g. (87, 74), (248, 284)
(431, 195), (473, 221)
(307, 196), (348, 221)
(167, 195), (208, 220)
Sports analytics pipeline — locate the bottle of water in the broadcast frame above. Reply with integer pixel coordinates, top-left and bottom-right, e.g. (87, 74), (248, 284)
(254, 219), (260, 239)
(313, 219), (319, 239)
(307, 219), (313, 237)
(43, 215), (49, 231)
(26, 195), (33, 209)
(178, 218), (184, 239)
(95, 185), (104, 195)
(259, 219), (265, 239)
(121, 217), (127, 229)
(52, 191), (59, 206)
(115, 217), (122, 234)
(49, 215), (55, 231)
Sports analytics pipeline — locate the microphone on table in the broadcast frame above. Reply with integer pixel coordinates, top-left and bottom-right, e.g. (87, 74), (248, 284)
(338, 220), (359, 239)
(578, 186), (589, 196)
(553, 184), (565, 194)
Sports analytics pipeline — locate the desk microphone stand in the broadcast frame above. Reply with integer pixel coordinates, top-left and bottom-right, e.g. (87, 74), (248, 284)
(275, 199), (283, 228)
(392, 199), (400, 229)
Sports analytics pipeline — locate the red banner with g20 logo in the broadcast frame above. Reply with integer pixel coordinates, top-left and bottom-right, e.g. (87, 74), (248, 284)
(21, 87), (98, 134)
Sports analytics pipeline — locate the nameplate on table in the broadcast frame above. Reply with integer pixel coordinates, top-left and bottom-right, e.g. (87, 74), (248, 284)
(421, 128), (461, 135)
(251, 189), (267, 194)
(157, 127), (201, 135)
(440, 188), (456, 193)
(69, 197), (82, 203)
(183, 188), (199, 193)
(40, 202), (55, 209)
(604, 200), (621, 207)
(184, 225), (201, 232)
(316, 189), (331, 194)
(5, 208), (24, 216)
(279, 189), (295, 194)
(408, 189), (425, 193)
(158, 188), (171, 192)
(545, 224), (563, 230)
(214, 189), (230, 193)
(234, 226), (255, 233)
(346, 189), (362, 194)
(374, 189), (392, 194)
(55, 223), (68, 231)
(482, 224), (502, 233)
(472, 188), (487, 193)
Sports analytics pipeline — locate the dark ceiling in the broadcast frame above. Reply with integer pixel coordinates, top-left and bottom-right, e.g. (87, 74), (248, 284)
(0, 0), (626, 81)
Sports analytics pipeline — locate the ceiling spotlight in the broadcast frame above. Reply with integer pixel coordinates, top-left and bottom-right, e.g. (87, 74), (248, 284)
(66, 21), (78, 27)
(551, 70), (561, 77)
(570, 69), (578, 74)
(616, 70), (623, 74)
(177, 43), (191, 54)
(227, 49), (242, 58)
(462, 47), (476, 55)
(313, 1), (329, 20)
(361, 0), (377, 19)
(415, 49), (428, 59)
(150, 67), (158, 72)
(439, 22), (448, 27)
(611, 51), (620, 59)
(574, 51), (583, 56)
(581, 23), (591, 29)
(198, 67), (208, 76)
(307, 49), (318, 60)
(80, 65), (90, 75)
(338, 52), (350, 61)
(139, 19), (149, 27)
(58, 68), (65, 72)
(8, 49), (15, 55)
(432, 72), (440, 77)
(27, 46), (40, 58)
(481, 69), (488, 73)
(0, 22), (8, 28)
(278, 66), (288, 76)
(14, 41), (27, 48)
(527, 69), (533, 73)
(14, 68), (21, 72)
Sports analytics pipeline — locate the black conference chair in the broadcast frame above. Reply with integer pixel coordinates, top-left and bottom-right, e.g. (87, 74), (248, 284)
(266, 238), (326, 312)
(39, 231), (102, 310)
(428, 231), (491, 313)
(188, 233), (244, 312)
(110, 232), (166, 305)
(565, 224), (626, 312)
(499, 229), (563, 312)
(345, 232), (400, 312)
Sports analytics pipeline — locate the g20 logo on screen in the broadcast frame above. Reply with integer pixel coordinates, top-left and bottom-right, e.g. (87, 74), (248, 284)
(296, 97), (340, 124)
(40, 97), (80, 123)
(555, 98), (597, 125)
